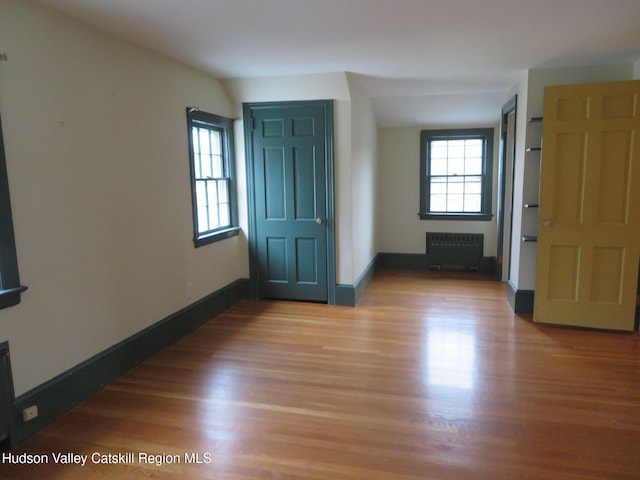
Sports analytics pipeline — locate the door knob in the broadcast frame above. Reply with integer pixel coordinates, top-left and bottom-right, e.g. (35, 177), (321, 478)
(315, 217), (326, 225)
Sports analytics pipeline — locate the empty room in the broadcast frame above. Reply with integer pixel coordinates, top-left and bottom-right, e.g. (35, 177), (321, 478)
(0, 0), (639, 478)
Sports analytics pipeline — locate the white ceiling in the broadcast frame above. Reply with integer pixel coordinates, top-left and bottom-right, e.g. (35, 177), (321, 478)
(36, 0), (640, 126)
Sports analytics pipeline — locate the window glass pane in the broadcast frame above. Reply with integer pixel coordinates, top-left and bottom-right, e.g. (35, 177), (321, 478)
(208, 203), (219, 229)
(464, 194), (482, 212)
(447, 195), (464, 212)
(207, 180), (218, 208)
(465, 139), (483, 158)
(195, 181), (207, 208)
(465, 157), (482, 175)
(192, 127), (200, 154)
(465, 177), (482, 194)
(430, 194), (447, 212)
(448, 157), (464, 176)
(211, 130), (222, 155)
(199, 128), (210, 155)
(447, 140), (465, 159)
(430, 178), (447, 194)
(193, 154), (201, 179)
(430, 141), (448, 158)
(212, 154), (223, 178)
(219, 204), (230, 227)
(208, 179), (219, 229)
(430, 157), (448, 176)
(448, 177), (464, 194)
(218, 179), (229, 203)
(193, 129), (203, 179)
(197, 206), (209, 233)
(200, 154), (212, 178)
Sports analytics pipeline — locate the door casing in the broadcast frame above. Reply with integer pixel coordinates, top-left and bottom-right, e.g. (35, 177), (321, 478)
(243, 100), (336, 304)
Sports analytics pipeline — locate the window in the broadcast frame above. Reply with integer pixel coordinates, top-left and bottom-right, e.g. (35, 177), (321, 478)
(0, 113), (27, 309)
(419, 128), (494, 220)
(187, 108), (239, 247)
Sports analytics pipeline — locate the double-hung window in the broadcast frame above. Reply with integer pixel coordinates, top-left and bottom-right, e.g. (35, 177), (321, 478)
(419, 128), (494, 220)
(187, 109), (239, 247)
(0, 113), (27, 309)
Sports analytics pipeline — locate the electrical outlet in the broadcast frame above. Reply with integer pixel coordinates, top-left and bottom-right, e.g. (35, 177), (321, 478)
(22, 405), (38, 422)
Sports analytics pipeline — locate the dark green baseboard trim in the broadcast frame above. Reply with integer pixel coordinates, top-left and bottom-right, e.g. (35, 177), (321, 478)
(377, 252), (496, 274)
(507, 280), (534, 314)
(335, 256), (378, 306)
(10, 278), (249, 446)
(334, 285), (355, 306)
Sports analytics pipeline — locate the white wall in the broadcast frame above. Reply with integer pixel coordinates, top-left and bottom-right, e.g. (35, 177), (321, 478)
(377, 124), (500, 257)
(634, 59), (640, 79)
(508, 64), (635, 291)
(346, 75), (378, 281)
(0, 0), (248, 395)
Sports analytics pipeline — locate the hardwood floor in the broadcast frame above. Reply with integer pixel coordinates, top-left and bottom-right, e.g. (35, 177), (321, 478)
(2, 270), (639, 479)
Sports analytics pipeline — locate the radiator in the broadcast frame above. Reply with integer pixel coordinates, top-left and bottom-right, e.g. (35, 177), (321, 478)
(426, 233), (483, 271)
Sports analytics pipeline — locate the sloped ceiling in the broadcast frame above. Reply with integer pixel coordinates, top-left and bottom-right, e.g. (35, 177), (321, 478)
(36, 0), (640, 126)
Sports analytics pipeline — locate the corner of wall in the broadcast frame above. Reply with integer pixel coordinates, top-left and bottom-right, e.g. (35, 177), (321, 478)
(344, 73), (379, 284)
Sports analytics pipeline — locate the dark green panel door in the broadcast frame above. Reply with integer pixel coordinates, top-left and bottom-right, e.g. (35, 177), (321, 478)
(248, 101), (331, 302)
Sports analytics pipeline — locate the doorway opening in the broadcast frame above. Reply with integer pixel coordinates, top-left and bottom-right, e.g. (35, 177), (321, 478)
(496, 96), (517, 282)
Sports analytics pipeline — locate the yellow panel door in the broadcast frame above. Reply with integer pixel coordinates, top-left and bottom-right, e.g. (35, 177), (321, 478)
(534, 80), (640, 331)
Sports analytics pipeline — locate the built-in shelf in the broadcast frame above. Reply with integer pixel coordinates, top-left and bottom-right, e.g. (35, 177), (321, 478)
(522, 119), (542, 250)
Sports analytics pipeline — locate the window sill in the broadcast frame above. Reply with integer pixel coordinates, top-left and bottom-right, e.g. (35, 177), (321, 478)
(419, 213), (494, 221)
(0, 285), (28, 310)
(194, 226), (241, 247)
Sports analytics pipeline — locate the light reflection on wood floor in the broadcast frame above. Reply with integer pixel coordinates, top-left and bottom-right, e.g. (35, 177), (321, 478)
(3, 270), (639, 479)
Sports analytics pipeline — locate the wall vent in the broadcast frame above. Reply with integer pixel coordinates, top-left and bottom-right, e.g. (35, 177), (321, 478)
(426, 232), (484, 271)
